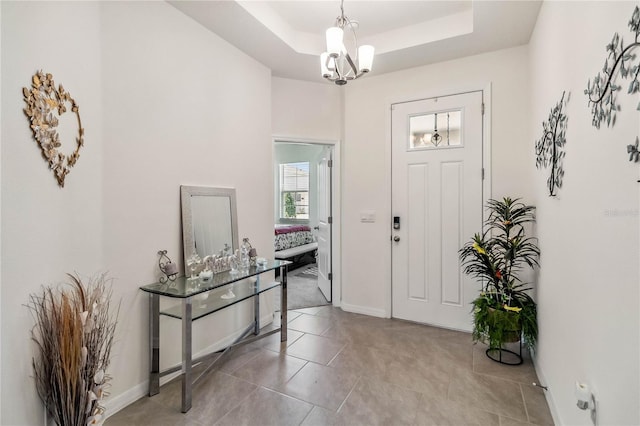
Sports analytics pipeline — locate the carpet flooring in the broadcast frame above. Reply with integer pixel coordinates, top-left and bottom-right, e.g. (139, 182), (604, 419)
(273, 265), (328, 310)
(297, 265), (318, 279)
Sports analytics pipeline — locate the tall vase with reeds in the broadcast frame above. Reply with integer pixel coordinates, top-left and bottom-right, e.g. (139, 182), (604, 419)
(27, 273), (118, 426)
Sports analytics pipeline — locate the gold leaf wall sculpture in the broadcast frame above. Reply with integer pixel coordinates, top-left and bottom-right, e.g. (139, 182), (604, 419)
(23, 70), (84, 187)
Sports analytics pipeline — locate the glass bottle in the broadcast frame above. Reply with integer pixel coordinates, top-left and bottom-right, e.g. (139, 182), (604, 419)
(187, 252), (202, 279)
(240, 238), (252, 272)
(230, 251), (239, 274)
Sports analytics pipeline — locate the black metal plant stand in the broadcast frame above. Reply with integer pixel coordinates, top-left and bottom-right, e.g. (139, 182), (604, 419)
(485, 339), (523, 366)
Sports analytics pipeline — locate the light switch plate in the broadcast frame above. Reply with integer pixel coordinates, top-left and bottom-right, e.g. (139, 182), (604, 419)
(360, 210), (376, 223)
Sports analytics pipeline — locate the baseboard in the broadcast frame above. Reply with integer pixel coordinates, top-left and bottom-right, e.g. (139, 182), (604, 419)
(339, 302), (388, 318)
(259, 311), (275, 329)
(104, 380), (149, 418)
(104, 312), (274, 418)
(531, 352), (562, 425)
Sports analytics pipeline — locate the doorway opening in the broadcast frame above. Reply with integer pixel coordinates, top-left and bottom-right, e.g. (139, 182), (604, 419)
(273, 141), (334, 310)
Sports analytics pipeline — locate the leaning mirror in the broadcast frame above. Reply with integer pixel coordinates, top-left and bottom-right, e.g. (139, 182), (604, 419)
(180, 186), (239, 276)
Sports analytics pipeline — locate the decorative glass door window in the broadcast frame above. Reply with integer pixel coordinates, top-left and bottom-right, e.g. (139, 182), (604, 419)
(409, 110), (462, 149)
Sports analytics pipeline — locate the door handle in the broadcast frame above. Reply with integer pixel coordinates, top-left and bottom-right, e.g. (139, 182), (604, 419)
(313, 226), (320, 230)
(393, 236), (400, 242)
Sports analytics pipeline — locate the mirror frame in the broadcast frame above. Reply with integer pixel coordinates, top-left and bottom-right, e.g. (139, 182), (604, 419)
(180, 185), (239, 276)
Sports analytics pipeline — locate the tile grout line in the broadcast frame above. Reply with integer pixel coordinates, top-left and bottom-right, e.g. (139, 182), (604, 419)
(223, 347), (264, 375)
(281, 358), (310, 385)
(297, 404), (317, 426)
(471, 347), (539, 386)
(259, 384), (324, 415)
(519, 382), (532, 424)
(325, 341), (348, 366)
(265, 371), (342, 413)
(336, 375), (361, 414)
(211, 380), (262, 425)
(444, 369), (526, 422)
(445, 368), (453, 402)
(472, 369), (537, 386)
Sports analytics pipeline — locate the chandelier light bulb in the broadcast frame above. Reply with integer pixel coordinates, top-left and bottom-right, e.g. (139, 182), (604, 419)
(358, 45), (374, 73)
(320, 52), (332, 78)
(326, 27), (343, 58)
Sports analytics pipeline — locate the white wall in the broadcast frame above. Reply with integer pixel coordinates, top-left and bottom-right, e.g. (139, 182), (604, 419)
(1, 1), (273, 424)
(101, 0), (272, 413)
(341, 46), (531, 316)
(1, 3), (104, 424)
(272, 77), (342, 141)
(529, 2), (639, 425)
(0, 2), (4, 419)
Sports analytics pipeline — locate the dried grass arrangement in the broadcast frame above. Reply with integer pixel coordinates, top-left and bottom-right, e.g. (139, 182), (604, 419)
(27, 273), (119, 426)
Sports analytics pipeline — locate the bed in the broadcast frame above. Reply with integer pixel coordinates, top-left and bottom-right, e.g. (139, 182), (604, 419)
(274, 224), (317, 260)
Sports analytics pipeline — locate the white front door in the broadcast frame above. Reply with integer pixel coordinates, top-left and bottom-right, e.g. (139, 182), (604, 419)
(317, 147), (332, 302)
(391, 91), (484, 331)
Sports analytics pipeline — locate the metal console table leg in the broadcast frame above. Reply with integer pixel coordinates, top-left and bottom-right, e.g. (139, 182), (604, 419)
(181, 298), (193, 413)
(149, 294), (160, 396)
(254, 275), (260, 335)
(281, 265), (287, 342)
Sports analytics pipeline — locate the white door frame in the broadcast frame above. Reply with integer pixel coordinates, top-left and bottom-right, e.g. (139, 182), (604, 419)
(385, 83), (492, 318)
(273, 136), (342, 307)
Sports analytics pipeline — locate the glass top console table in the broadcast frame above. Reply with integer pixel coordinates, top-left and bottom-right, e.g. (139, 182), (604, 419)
(140, 260), (290, 413)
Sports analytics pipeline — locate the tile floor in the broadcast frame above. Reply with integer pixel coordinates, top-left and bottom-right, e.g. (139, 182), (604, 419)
(106, 306), (554, 426)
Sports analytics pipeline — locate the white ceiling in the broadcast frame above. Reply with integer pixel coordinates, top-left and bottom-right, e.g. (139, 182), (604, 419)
(169, 0), (542, 84)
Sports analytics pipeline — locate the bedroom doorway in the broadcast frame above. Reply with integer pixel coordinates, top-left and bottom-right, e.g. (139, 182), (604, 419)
(273, 141), (334, 310)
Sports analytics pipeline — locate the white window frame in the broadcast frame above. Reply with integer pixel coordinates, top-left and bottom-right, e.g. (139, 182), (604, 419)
(279, 162), (310, 220)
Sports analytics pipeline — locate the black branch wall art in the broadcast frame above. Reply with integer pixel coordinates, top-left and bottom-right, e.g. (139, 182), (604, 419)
(536, 91), (569, 197)
(584, 6), (640, 163)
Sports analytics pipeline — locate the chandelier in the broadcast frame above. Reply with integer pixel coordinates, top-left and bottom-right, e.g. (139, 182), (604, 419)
(320, 0), (374, 85)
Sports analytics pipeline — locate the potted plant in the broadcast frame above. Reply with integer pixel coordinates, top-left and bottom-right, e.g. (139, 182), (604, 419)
(459, 197), (540, 363)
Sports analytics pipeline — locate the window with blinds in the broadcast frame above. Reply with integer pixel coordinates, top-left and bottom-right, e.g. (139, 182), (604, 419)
(280, 162), (309, 219)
